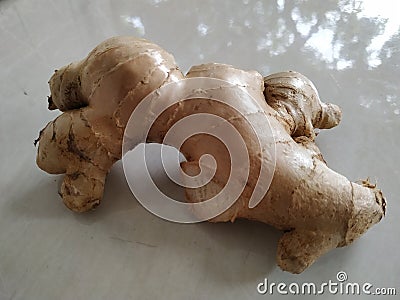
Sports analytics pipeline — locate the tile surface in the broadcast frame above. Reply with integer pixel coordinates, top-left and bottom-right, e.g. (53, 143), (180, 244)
(0, 0), (399, 299)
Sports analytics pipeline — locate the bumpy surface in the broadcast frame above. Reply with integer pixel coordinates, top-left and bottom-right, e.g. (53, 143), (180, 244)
(36, 37), (183, 211)
(36, 36), (386, 273)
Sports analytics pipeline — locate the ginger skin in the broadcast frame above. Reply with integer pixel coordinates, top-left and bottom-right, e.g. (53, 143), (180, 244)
(36, 36), (386, 273)
(36, 37), (183, 211)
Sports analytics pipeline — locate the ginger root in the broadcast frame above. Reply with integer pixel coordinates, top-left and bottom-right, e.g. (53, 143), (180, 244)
(36, 36), (386, 273)
(36, 37), (183, 211)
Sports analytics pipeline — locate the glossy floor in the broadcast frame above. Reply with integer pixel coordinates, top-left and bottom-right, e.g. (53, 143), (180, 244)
(0, 0), (399, 299)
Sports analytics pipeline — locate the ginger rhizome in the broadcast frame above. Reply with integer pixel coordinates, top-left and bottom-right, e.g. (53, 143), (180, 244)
(36, 36), (386, 274)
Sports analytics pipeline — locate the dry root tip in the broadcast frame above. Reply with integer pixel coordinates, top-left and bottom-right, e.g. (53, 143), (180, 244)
(317, 102), (342, 129)
(48, 96), (57, 110)
(371, 186), (386, 216)
(34, 129), (44, 146)
(359, 177), (376, 188)
(357, 178), (386, 216)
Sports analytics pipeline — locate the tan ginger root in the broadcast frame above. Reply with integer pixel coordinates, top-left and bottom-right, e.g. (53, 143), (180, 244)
(36, 36), (386, 273)
(36, 37), (183, 211)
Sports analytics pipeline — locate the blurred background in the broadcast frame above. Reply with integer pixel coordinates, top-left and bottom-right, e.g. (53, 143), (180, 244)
(0, 0), (399, 299)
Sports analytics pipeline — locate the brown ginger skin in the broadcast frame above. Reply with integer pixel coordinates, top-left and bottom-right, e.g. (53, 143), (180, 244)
(36, 36), (386, 273)
(181, 65), (385, 273)
(36, 37), (183, 211)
